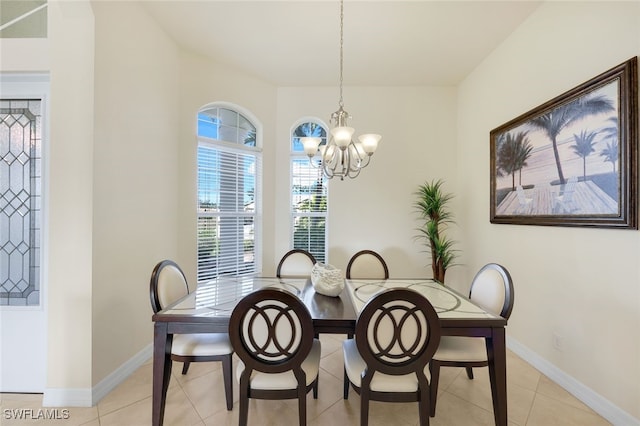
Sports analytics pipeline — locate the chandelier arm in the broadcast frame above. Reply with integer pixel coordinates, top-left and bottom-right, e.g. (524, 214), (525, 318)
(347, 144), (363, 174)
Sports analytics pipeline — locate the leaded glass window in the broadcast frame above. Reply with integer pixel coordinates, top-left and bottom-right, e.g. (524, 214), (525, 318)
(0, 99), (42, 306)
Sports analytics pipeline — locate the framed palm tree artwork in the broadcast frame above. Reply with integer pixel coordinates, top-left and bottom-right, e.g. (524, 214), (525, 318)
(490, 56), (638, 229)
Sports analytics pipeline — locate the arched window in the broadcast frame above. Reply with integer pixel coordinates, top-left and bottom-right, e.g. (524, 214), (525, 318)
(290, 120), (328, 263)
(197, 104), (261, 282)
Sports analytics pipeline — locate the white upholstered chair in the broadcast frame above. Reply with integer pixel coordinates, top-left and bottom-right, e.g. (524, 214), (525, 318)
(343, 288), (441, 426)
(149, 260), (234, 410)
(229, 288), (321, 426)
(429, 262), (514, 417)
(346, 250), (389, 279)
(276, 249), (317, 278)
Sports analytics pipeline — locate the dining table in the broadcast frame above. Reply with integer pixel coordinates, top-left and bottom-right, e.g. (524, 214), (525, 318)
(151, 276), (508, 426)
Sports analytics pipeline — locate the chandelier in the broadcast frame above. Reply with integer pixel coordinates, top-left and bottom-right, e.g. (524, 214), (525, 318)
(301, 0), (381, 180)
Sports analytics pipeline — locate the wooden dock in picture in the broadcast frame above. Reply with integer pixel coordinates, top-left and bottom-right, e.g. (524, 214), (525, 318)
(497, 180), (618, 216)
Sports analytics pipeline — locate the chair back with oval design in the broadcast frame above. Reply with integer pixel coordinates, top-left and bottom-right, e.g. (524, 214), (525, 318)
(230, 288), (314, 373)
(229, 287), (320, 426)
(356, 288), (440, 377)
(344, 288), (441, 426)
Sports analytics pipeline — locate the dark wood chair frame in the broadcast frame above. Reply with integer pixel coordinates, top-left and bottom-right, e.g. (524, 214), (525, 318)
(276, 249), (317, 278)
(149, 259), (233, 410)
(229, 288), (320, 426)
(345, 249), (390, 279)
(429, 262), (514, 417)
(345, 288), (441, 426)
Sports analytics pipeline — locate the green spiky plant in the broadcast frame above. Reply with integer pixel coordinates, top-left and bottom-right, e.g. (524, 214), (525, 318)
(414, 179), (459, 284)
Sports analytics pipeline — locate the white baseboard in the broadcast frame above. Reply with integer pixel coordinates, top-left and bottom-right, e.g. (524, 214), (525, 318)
(507, 337), (639, 426)
(42, 388), (92, 407)
(91, 343), (153, 405)
(42, 343), (152, 407)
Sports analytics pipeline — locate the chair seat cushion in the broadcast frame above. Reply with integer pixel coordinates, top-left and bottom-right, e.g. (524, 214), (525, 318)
(172, 333), (233, 357)
(236, 339), (321, 390)
(433, 336), (487, 362)
(343, 339), (430, 392)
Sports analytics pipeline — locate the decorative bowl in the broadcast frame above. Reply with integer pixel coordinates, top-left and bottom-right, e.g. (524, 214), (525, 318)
(310, 262), (344, 297)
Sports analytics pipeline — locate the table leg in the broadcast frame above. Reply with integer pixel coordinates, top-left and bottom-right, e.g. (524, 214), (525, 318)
(486, 327), (507, 426)
(152, 323), (173, 426)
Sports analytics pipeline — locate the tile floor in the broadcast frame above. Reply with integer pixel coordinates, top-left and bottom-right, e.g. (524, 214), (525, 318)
(0, 335), (611, 425)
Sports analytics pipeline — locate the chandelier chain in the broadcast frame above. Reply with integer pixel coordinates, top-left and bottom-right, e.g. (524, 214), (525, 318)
(300, 0), (380, 180)
(338, 0), (344, 108)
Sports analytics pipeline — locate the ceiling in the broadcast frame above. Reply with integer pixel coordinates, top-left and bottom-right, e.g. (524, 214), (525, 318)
(139, 1), (542, 87)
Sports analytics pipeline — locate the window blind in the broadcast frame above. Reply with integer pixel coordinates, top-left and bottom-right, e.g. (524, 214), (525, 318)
(197, 141), (260, 282)
(291, 154), (327, 263)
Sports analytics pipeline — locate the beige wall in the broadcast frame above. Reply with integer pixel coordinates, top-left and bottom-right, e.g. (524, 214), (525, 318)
(177, 52), (278, 284)
(275, 86), (459, 277)
(47, 0), (94, 392)
(90, 1), (181, 384)
(456, 1), (640, 419)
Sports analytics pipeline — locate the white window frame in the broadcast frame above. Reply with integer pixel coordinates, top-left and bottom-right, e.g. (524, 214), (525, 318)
(196, 103), (262, 282)
(290, 118), (329, 263)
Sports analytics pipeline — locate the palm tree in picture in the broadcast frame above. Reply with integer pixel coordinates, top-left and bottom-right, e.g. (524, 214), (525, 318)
(601, 140), (619, 172)
(570, 129), (597, 180)
(497, 131), (533, 190)
(600, 116), (619, 172)
(529, 94), (614, 185)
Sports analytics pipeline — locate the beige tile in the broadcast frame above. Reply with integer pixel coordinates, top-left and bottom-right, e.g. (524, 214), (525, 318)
(319, 334), (347, 358)
(181, 368), (234, 420)
(309, 398), (360, 426)
(535, 375), (594, 414)
(100, 386), (201, 426)
(503, 383), (536, 426)
(319, 348), (345, 382)
(281, 370), (344, 422)
(171, 359), (223, 386)
(429, 391), (496, 426)
(430, 364), (464, 393)
(203, 398), (299, 426)
(506, 350), (542, 392)
(439, 365), (536, 425)
(527, 393), (612, 426)
(97, 362), (158, 416)
(311, 397), (416, 426)
(443, 366), (494, 411)
(4, 342), (609, 425)
(0, 396), (99, 426)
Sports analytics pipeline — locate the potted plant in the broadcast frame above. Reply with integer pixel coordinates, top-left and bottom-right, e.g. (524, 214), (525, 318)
(414, 179), (459, 284)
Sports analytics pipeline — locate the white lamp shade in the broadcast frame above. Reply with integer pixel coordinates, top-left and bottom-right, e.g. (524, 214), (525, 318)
(331, 126), (355, 148)
(301, 137), (322, 156)
(358, 133), (381, 154)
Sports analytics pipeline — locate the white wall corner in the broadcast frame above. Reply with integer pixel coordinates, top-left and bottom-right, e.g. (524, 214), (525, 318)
(507, 337), (640, 426)
(42, 343), (152, 407)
